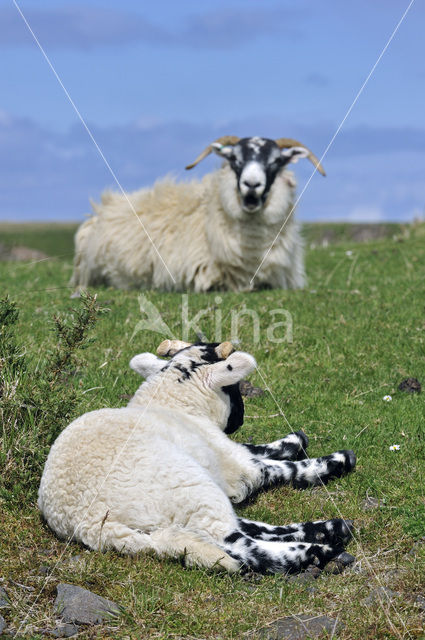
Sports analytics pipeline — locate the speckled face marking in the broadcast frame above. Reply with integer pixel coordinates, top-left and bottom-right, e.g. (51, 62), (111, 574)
(213, 137), (298, 213)
(166, 343), (245, 434)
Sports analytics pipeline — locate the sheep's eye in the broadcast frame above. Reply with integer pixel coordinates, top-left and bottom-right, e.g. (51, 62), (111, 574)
(268, 158), (283, 169)
(229, 159), (242, 174)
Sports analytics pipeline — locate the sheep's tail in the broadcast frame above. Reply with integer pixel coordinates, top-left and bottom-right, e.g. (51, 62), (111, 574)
(85, 522), (240, 572)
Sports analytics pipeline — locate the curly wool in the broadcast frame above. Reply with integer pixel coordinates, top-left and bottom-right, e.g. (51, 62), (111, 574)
(70, 166), (304, 292)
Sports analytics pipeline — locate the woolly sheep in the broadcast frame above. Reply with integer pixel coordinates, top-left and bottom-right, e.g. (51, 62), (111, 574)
(70, 136), (325, 293)
(38, 340), (356, 574)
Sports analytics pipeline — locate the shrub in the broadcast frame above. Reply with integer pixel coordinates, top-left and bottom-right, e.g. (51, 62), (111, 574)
(0, 293), (104, 506)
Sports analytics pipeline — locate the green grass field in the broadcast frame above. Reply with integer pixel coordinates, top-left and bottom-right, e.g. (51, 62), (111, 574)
(0, 222), (424, 639)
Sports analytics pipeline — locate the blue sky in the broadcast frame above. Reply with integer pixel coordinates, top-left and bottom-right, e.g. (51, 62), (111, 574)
(0, 0), (424, 222)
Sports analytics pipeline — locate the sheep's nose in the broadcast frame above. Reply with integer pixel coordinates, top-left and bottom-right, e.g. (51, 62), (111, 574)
(243, 181), (261, 190)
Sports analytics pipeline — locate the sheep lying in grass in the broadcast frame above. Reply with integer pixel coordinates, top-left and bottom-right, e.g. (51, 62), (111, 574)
(71, 136), (325, 293)
(38, 340), (355, 574)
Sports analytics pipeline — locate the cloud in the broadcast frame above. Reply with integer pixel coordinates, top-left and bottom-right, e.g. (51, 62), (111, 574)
(304, 72), (329, 87)
(0, 113), (424, 222)
(0, 5), (300, 50)
(339, 206), (386, 223)
(180, 8), (301, 48)
(329, 125), (425, 157)
(0, 6), (163, 49)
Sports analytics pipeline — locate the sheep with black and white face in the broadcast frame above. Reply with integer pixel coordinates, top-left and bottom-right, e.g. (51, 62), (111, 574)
(71, 135), (325, 293)
(38, 340), (356, 575)
(188, 135), (324, 216)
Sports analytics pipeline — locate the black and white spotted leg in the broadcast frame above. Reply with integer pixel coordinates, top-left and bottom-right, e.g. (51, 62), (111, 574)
(222, 530), (338, 575)
(253, 449), (356, 491)
(238, 517), (354, 547)
(242, 430), (309, 461)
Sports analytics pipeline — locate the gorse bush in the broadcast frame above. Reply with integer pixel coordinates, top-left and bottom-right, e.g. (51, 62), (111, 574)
(0, 293), (105, 506)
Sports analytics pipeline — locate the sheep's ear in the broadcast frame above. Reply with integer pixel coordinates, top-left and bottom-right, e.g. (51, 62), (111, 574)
(211, 142), (236, 161)
(129, 353), (165, 379)
(280, 146), (310, 165)
(207, 352), (256, 390)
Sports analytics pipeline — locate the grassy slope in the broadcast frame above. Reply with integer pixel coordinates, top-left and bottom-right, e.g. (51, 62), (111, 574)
(0, 223), (424, 639)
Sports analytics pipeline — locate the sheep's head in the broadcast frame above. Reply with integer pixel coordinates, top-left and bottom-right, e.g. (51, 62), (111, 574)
(129, 341), (256, 434)
(186, 136), (325, 214)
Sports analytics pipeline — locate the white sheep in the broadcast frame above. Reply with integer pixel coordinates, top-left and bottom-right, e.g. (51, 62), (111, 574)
(38, 340), (355, 574)
(71, 136), (325, 293)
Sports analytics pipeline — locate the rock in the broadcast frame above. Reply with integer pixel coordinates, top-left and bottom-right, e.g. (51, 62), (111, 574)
(288, 564), (322, 584)
(287, 572), (316, 585)
(305, 565), (321, 579)
(382, 568), (405, 582)
(323, 552), (356, 574)
(408, 538), (425, 556)
(363, 587), (399, 606)
(239, 380), (265, 397)
(241, 571), (264, 583)
(39, 565), (51, 576)
(335, 551), (356, 566)
(398, 377), (421, 393)
(67, 555), (84, 567)
(248, 614), (342, 639)
(41, 623), (79, 638)
(0, 614), (6, 634)
(54, 583), (121, 625)
(0, 243), (49, 262)
(0, 586), (9, 608)
(361, 496), (384, 510)
(414, 594), (425, 612)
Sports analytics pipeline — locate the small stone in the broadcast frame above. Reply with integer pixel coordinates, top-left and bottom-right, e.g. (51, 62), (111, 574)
(335, 552), (356, 566)
(241, 571), (264, 583)
(0, 614), (6, 634)
(0, 586), (9, 608)
(322, 561), (341, 575)
(414, 594), (425, 612)
(239, 380), (265, 397)
(41, 623), (79, 638)
(54, 583), (121, 625)
(305, 565), (321, 579)
(362, 496), (383, 510)
(398, 377), (421, 393)
(383, 568), (405, 582)
(287, 572), (316, 584)
(364, 587), (399, 606)
(248, 614), (342, 639)
(323, 552), (356, 574)
(39, 565), (51, 576)
(408, 538), (425, 556)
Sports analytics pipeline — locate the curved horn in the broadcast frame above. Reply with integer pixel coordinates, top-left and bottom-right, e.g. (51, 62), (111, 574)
(157, 339), (192, 357)
(185, 136), (240, 170)
(275, 138), (326, 177)
(215, 341), (235, 359)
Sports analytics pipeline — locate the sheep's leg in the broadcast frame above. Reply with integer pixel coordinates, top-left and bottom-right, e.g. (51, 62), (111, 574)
(237, 517), (354, 547)
(222, 530), (338, 574)
(242, 430), (308, 461)
(260, 450), (356, 490)
(235, 450), (356, 499)
(81, 521), (239, 572)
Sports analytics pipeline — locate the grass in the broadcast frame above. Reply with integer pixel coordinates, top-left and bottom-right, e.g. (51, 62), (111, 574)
(0, 222), (424, 639)
(0, 222), (78, 259)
